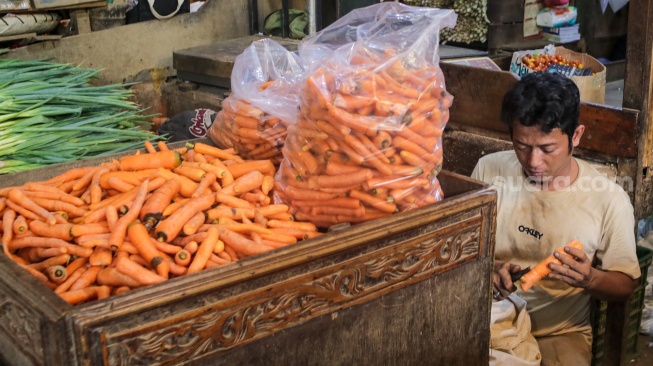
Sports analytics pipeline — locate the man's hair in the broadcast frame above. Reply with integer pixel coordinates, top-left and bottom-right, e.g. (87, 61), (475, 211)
(501, 72), (580, 150)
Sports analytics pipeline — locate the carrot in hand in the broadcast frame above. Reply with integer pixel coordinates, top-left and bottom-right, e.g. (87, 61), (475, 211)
(520, 239), (584, 292)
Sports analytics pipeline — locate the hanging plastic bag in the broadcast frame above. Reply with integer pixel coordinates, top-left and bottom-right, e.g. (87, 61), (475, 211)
(274, 2), (457, 228)
(208, 38), (306, 164)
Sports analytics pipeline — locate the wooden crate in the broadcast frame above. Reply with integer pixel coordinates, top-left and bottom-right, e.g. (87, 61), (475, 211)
(0, 149), (496, 365)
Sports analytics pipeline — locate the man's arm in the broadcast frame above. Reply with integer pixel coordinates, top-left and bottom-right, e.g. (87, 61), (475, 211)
(548, 246), (638, 301)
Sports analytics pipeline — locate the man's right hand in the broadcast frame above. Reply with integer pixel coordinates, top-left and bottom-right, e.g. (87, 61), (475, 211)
(493, 260), (522, 301)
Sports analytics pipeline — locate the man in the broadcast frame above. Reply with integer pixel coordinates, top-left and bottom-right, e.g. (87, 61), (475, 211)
(471, 72), (641, 365)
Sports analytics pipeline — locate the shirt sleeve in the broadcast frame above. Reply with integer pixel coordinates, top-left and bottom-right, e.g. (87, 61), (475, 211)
(596, 191), (641, 279)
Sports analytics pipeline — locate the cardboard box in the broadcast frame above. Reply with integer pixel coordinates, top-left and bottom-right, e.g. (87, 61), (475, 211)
(556, 46), (606, 104)
(0, 0), (31, 11)
(509, 45), (606, 104)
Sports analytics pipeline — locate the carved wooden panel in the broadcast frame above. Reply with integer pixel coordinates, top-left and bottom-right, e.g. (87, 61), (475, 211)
(0, 292), (44, 365)
(0, 166), (495, 366)
(100, 218), (483, 365)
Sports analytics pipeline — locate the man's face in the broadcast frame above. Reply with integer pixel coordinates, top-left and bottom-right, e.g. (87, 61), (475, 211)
(511, 123), (584, 185)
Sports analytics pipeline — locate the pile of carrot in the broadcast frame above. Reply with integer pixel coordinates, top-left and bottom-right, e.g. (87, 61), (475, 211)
(274, 47), (451, 228)
(0, 141), (321, 305)
(209, 82), (290, 165)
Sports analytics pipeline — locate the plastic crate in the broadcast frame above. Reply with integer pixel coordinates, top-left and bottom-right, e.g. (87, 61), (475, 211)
(591, 245), (653, 366)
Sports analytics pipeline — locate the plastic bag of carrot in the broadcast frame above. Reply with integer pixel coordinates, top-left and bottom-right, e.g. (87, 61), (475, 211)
(208, 38), (306, 165)
(273, 3), (458, 228)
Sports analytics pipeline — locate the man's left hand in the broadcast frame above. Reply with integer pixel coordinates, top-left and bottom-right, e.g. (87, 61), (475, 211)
(547, 245), (594, 290)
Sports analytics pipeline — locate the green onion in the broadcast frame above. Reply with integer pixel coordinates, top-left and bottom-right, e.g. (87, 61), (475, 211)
(0, 58), (163, 174)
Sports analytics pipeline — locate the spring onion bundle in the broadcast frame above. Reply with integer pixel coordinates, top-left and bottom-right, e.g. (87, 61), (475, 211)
(0, 58), (162, 174)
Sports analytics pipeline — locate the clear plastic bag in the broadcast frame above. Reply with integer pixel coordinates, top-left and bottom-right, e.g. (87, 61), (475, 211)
(274, 2), (457, 228)
(208, 38), (305, 164)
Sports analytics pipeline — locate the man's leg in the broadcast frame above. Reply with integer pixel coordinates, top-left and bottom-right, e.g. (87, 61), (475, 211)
(536, 332), (592, 366)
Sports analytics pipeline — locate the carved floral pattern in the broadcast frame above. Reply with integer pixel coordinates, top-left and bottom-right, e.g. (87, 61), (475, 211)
(0, 297), (43, 361)
(106, 224), (482, 365)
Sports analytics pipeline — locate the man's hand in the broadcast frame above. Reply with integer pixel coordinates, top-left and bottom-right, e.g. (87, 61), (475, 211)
(493, 260), (522, 301)
(547, 245), (594, 289)
(547, 245), (637, 301)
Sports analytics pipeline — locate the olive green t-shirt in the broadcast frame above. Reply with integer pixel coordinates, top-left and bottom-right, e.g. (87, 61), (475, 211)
(471, 150), (641, 338)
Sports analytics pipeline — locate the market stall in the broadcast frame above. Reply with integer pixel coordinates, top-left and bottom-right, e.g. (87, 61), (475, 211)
(0, 4), (501, 365)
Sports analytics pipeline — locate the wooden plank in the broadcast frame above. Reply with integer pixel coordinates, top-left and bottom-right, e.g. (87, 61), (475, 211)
(624, 0), (653, 221)
(486, 0), (524, 24)
(70, 9), (91, 35)
(0, 33), (37, 42)
(441, 62), (639, 159)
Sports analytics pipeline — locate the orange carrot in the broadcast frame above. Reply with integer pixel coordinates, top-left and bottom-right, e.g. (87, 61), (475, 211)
(12, 214), (27, 237)
(175, 249), (192, 267)
(183, 241), (199, 254)
(348, 189), (398, 213)
(9, 236), (93, 257)
(206, 204), (289, 221)
(283, 185), (337, 201)
(308, 169), (373, 189)
(89, 247), (113, 267)
(140, 179), (181, 229)
(269, 227), (320, 240)
(225, 160), (276, 178)
(45, 167), (95, 184)
(215, 192), (254, 209)
(155, 193), (215, 242)
(108, 179), (149, 250)
(154, 169), (198, 197)
(69, 265), (102, 291)
(266, 219), (317, 232)
(520, 240), (585, 292)
(114, 286), (131, 295)
(106, 205), (119, 230)
(96, 267), (141, 288)
(187, 227), (219, 274)
(221, 170), (265, 195)
(22, 189), (85, 207)
(65, 257), (88, 275)
(218, 227), (274, 257)
(182, 161), (226, 180)
(4, 199), (39, 222)
(71, 167), (98, 192)
(127, 221), (169, 279)
(171, 232), (208, 247)
(174, 165), (206, 182)
(192, 172), (217, 198)
(59, 286), (102, 305)
(45, 265), (68, 284)
(106, 176), (136, 193)
(55, 267), (87, 294)
(7, 188), (57, 225)
(192, 142), (244, 162)
(157, 141), (170, 152)
(182, 211), (206, 236)
(144, 141), (157, 154)
(98, 170), (155, 190)
(119, 150), (182, 171)
(154, 239), (183, 255)
(114, 256), (166, 286)
(291, 197), (361, 210)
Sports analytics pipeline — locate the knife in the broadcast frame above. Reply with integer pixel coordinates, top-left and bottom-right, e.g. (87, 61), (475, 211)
(510, 267), (531, 282)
